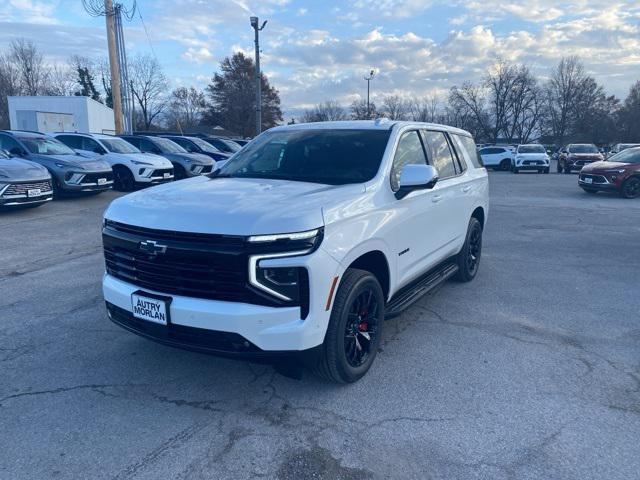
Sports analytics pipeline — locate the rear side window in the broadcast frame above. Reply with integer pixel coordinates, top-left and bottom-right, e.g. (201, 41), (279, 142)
(423, 131), (457, 178)
(453, 134), (483, 168)
(123, 137), (140, 148)
(390, 130), (428, 191)
(81, 137), (103, 153)
(0, 134), (22, 153)
(57, 135), (82, 149)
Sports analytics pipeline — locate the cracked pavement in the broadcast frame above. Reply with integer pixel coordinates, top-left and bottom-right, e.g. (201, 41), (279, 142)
(1, 171), (639, 479)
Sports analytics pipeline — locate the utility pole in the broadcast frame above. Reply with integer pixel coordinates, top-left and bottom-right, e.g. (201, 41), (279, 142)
(250, 16), (267, 136)
(105, 0), (124, 134)
(364, 69), (375, 119)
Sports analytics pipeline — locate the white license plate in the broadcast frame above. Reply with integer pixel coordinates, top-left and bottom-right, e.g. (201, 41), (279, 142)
(27, 188), (41, 197)
(163, 172), (171, 179)
(131, 293), (168, 325)
(97, 178), (107, 185)
(583, 177), (593, 184)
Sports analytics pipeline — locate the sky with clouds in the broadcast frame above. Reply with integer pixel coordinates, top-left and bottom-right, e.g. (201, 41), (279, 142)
(1, 0), (639, 119)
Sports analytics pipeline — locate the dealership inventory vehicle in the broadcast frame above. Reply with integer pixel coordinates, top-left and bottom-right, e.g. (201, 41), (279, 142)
(0, 131), (113, 196)
(608, 143), (640, 158)
(102, 120), (488, 382)
(478, 146), (512, 171)
(0, 149), (53, 208)
(161, 135), (230, 165)
(557, 144), (603, 173)
(512, 144), (550, 174)
(579, 146), (640, 198)
(120, 135), (214, 180)
(201, 136), (242, 154)
(54, 133), (174, 191)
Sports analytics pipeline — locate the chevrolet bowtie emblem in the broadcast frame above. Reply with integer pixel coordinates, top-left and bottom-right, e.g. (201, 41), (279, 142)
(139, 240), (167, 255)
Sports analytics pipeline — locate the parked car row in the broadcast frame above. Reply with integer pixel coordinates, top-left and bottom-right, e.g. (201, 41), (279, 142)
(479, 144), (550, 173)
(0, 129), (247, 210)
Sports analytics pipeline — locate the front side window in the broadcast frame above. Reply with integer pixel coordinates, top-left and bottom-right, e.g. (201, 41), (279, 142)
(218, 129), (391, 186)
(0, 135), (21, 153)
(390, 131), (427, 191)
(423, 131), (457, 178)
(81, 137), (104, 153)
(154, 137), (187, 154)
(57, 135), (82, 149)
(19, 136), (75, 156)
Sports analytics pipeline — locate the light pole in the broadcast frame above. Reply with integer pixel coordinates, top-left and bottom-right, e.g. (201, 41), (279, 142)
(364, 69), (375, 119)
(250, 16), (267, 136)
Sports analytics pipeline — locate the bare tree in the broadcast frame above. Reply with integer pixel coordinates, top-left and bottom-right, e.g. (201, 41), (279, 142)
(504, 65), (542, 143)
(48, 63), (76, 96)
(0, 53), (20, 128)
(542, 56), (587, 144)
(301, 100), (347, 123)
(617, 81), (640, 142)
(129, 54), (169, 130)
(381, 95), (408, 120)
(350, 99), (377, 120)
(9, 39), (50, 95)
(407, 96), (441, 122)
(448, 82), (491, 141)
(165, 86), (206, 130)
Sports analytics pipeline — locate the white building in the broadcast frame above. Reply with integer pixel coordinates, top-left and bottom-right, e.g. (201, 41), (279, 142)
(7, 96), (116, 134)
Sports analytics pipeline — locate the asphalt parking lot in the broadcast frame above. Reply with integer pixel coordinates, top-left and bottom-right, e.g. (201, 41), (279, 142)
(1, 169), (639, 480)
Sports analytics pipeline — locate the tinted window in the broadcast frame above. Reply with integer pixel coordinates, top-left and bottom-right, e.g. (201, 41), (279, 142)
(453, 134), (483, 168)
(57, 135), (82, 149)
(423, 131), (457, 178)
(390, 131), (428, 191)
(81, 137), (103, 153)
(139, 139), (156, 153)
(154, 137), (187, 153)
(0, 135), (22, 153)
(170, 138), (195, 152)
(569, 144), (598, 154)
(219, 129), (391, 186)
(122, 137), (140, 148)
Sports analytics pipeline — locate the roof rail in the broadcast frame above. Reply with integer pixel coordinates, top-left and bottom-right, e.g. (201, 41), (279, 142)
(0, 129), (46, 135)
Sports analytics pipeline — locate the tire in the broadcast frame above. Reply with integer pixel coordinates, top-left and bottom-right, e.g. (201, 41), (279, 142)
(513, 167), (519, 174)
(620, 177), (640, 199)
(313, 268), (384, 383)
(556, 162), (563, 173)
(500, 159), (511, 171)
(51, 176), (63, 199)
(173, 164), (187, 180)
(544, 168), (550, 174)
(454, 217), (483, 282)
(564, 166), (572, 174)
(113, 166), (135, 191)
(582, 188), (598, 195)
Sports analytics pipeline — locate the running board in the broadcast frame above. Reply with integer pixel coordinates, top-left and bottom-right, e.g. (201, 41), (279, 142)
(385, 262), (458, 318)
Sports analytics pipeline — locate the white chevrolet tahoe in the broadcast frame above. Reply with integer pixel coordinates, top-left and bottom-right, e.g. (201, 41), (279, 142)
(102, 120), (489, 382)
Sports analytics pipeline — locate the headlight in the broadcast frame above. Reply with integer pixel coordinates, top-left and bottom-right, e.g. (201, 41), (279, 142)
(605, 169), (626, 174)
(248, 228), (320, 243)
(55, 162), (68, 168)
(131, 160), (152, 166)
(253, 263), (306, 302)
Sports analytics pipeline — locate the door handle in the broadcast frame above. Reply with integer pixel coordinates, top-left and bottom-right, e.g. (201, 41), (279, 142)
(432, 195), (443, 203)
(462, 185), (471, 193)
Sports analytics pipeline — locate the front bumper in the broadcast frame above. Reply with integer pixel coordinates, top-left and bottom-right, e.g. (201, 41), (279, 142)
(0, 179), (54, 206)
(134, 167), (174, 184)
(578, 173), (618, 191)
(102, 245), (339, 353)
(515, 161), (548, 170)
(62, 170), (114, 192)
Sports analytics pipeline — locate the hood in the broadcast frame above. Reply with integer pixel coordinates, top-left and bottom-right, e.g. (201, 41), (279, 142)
(516, 153), (548, 159)
(163, 152), (213, 165)
(0, 157), (50, 182)
(582, 160), (632, 172)
(105, 176), (365, 236)
(568, 153), (602, 159)
(30, 153), (111, 171)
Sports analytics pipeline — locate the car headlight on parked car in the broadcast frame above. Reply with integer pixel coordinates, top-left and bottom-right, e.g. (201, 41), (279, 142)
(131, 160), (153, 166)
(605, 169), (626, 174)
(252, 263), (307, 302)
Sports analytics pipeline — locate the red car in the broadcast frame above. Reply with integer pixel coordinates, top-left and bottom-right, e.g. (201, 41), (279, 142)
(558, 144), (603, 173)
(579, 146), (640, 198)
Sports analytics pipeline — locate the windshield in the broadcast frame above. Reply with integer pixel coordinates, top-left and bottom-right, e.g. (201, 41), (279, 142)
(569, 144), (598, 154)
(518, 145), (545, 154)
(20, 136), (76, 156)
(154, 137), (187, 154)
(101, 138), (140, 154)
(190, 137), (221, 153)
(217, 129), (391, 185)
(617, 144), (640, 152)
(608, 147), (640, 164)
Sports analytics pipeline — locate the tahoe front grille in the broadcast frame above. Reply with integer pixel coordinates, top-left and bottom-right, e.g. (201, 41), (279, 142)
(102, 221), (294, 307)
(3, 180), (52, 196)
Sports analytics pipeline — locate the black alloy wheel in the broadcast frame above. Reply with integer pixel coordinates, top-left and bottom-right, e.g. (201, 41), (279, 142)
(500, 159), (511, 171)
(113, 166), (135, 191)
(621, 177), (640, 199)
(455, 217), (483, 282)
(173, 164), (187, 180)
(344, 289), (381, 369)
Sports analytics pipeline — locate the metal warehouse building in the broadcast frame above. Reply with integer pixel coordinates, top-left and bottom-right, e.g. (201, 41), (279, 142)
(7, 96), (115, 134)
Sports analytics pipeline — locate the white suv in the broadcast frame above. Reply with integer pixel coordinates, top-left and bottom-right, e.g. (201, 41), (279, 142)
(512, 144), (550, 174)
(478, 146), (513, 171)
(54, 133), (174, 191)
(101, 120), (489, 382)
